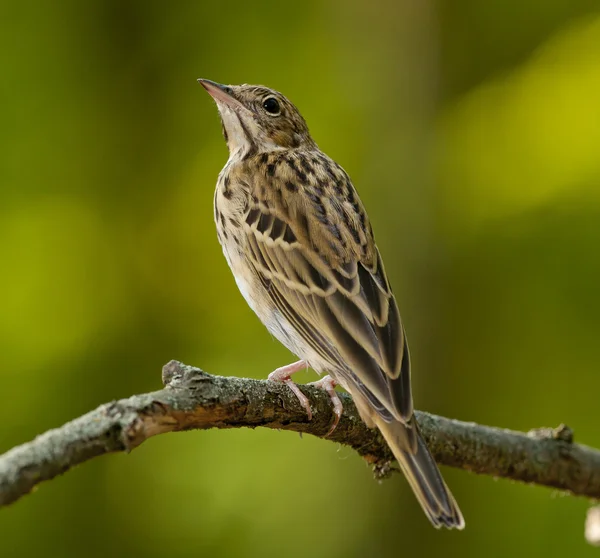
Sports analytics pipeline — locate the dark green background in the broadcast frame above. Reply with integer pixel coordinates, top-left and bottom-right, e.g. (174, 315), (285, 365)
(2, 1), (600, 556)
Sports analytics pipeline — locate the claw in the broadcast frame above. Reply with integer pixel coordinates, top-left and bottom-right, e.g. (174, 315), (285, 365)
(268, 360), (312, 419)
(267, 364), (343, 434)
(307, 375), (343, 436)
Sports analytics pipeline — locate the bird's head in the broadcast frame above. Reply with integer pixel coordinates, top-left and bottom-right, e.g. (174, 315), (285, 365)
(199, 79), (316, 157)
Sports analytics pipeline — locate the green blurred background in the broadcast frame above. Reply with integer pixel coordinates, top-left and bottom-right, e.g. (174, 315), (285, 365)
(1, 1), (600, 556)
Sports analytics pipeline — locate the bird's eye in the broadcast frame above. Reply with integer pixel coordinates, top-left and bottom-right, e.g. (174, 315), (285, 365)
(262, 97), (281, 116)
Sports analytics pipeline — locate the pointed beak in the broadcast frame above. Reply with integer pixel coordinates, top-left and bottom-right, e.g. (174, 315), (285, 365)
(198, 79), (243, 111)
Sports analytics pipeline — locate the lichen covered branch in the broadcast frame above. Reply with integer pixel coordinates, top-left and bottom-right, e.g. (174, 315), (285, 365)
(1, 360), (599, 508)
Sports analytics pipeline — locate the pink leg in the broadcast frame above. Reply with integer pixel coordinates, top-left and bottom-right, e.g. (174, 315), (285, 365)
(308, 375), (343, 436)
(268, 360), (312, 419)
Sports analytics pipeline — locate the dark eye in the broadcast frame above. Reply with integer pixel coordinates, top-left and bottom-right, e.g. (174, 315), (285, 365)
(262, 97), (281, 116)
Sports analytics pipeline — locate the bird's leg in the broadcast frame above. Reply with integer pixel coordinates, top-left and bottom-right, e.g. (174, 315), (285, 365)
(268, 360), (312, 419)
(268, 364), (343, 434)
(307, 375), (343, 436)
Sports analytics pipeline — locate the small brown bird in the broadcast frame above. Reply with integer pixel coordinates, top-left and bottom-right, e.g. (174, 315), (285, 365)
(199, 79), (464, 529)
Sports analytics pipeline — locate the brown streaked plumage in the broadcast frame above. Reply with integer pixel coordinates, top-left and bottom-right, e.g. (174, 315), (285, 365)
(199, 79), (464, 529)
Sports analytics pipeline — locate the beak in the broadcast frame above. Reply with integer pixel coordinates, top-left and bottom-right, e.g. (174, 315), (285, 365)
(198, 79), (243, 111)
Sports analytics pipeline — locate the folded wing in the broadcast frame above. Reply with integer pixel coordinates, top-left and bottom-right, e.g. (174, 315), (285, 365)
(244, 182), (414, 428)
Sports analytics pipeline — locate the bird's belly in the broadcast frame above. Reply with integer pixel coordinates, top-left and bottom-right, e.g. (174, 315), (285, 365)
(221, 243), (261, 313)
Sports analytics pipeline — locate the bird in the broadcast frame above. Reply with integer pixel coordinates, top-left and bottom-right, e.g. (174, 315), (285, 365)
(199, 78), (464, 529)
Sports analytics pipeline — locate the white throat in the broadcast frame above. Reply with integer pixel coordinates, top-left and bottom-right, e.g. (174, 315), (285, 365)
(218, 105), (285, 162)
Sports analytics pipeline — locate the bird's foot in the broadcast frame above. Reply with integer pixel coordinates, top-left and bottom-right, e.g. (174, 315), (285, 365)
(268, 360), (312, 419)
(268, 364), (343, 435)
(307, 375), (343, 436)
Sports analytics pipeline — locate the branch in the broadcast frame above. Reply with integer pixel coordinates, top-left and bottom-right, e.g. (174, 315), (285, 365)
(1, 360), (600, 509)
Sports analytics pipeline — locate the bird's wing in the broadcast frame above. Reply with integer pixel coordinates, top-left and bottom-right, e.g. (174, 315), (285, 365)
(243, 153), (413, 424)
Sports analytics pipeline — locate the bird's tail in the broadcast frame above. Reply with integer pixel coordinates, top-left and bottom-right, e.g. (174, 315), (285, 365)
(374, 416), (465, 529)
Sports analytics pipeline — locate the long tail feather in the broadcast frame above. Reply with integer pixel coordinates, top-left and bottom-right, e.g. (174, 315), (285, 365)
(375, 416), (465, 529)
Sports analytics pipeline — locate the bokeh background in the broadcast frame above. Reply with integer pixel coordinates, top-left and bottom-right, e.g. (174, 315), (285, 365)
(1, 1), (600, 556)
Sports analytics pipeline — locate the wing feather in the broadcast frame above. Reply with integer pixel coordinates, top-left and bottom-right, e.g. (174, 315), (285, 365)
(243, 166), (413, 423)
